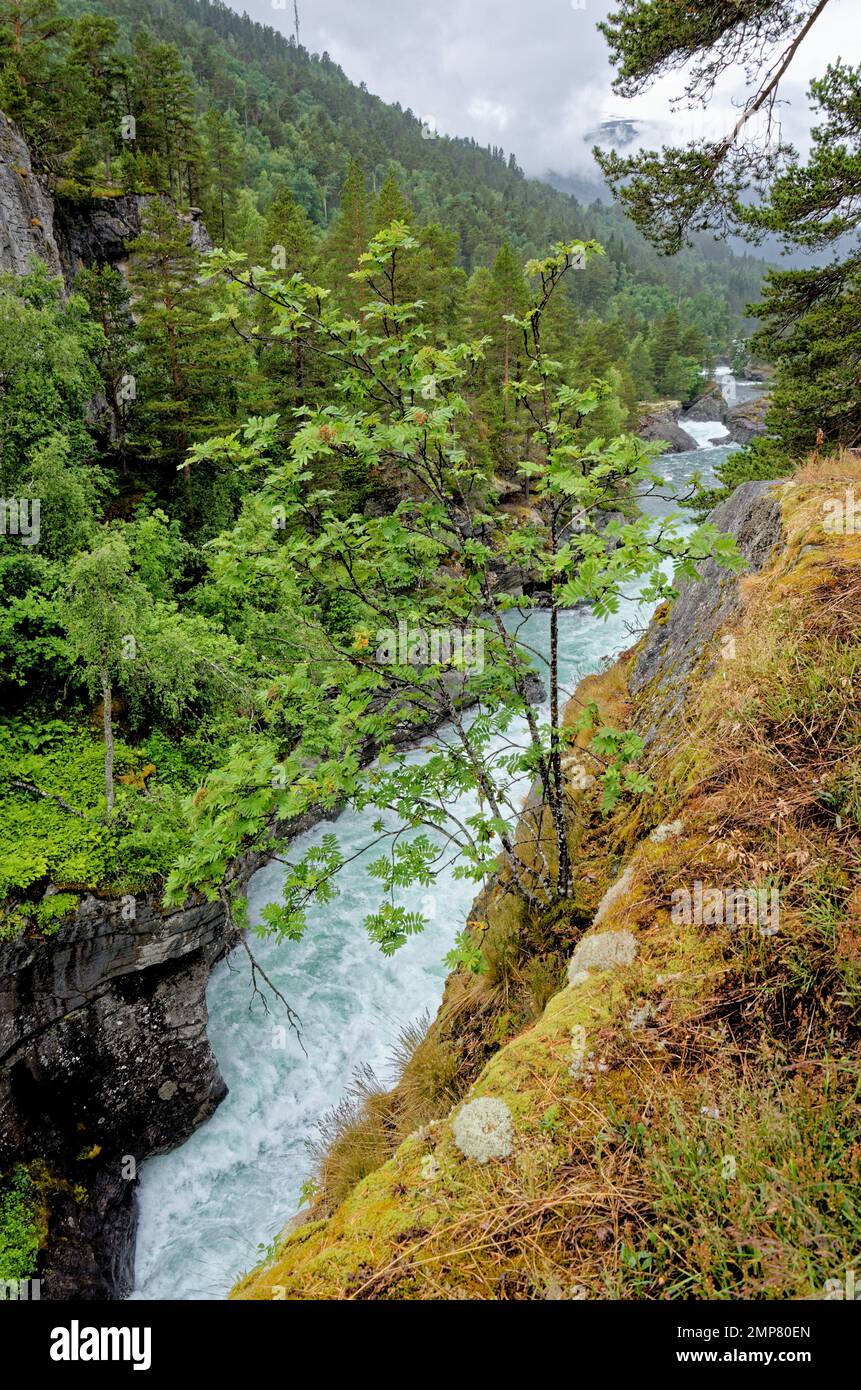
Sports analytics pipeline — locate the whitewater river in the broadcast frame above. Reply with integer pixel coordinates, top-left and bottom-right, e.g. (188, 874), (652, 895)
(131, 405), (751, 1299)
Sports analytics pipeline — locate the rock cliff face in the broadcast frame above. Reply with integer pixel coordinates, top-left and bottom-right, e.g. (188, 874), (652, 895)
(0, 112), (64, 279)
(53, 194), (212, 286)
(631, 479), (785, 737)
(0, 109), (212, 292)
(0, 892), (238, 1298)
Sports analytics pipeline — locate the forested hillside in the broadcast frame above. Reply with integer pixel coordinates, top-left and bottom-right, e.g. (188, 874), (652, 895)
(0, 0), (776, 1300)
(12, 0), (762, 324)
(0, 0), (766, 960)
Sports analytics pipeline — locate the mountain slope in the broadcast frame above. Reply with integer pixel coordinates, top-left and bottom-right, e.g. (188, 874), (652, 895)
(68, 0), (766, 321)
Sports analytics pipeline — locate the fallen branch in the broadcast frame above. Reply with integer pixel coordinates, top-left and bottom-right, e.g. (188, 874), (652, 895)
(8, 779), (86, 820)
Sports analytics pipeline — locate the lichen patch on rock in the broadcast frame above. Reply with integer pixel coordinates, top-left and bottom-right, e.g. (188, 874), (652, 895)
(452, 1097), (514, 1164)
(593, 862), (637, 926)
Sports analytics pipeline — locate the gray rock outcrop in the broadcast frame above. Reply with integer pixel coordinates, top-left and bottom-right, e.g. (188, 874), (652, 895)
(1, 110), (212, 292)
(682, 384), (728, 425)
(638, 403), (700, 454)
(631, 480), (786, 738)
(54, 194), (212, 286)
(0, 891), (238, 1298)
(567, 929), (639, 983)
(725, 395), (769, 444)
(0, 112), (64, 279)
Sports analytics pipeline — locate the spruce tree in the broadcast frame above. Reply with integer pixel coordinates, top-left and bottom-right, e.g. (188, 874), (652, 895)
(259, 185), (320, 416)
(650, 308), (683, 397)
(627, 333), (655, 402)
(128, 198), (248, 518)
(489, 243), (529, 414)
(373, 166), (412, 231)
(75, 263), (137, 467)
(265, 184), (317, 274)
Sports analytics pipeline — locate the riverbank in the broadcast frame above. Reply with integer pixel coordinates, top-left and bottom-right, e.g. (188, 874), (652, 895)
(232, 453), (861, 1301)
(131, 428), (740, 1298)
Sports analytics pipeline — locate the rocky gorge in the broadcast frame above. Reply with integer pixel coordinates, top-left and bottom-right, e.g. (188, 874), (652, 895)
(0, 889), (237, 1297)
(639, 381), (769, 454)
(0, 107), (778, 1301)
(1, 422), (841, 1302)
(232, 458), (860, 1301)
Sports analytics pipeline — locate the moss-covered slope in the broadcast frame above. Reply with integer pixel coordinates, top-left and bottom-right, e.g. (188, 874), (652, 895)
(233, 458), (861, 1300)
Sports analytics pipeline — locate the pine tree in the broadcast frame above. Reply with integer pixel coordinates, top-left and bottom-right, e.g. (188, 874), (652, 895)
(746, 63), (861, 452)
(462, 243), (530, 469)
(0, 0), (70, 154)
(128, 198), (248, 518)
(129, 35), (200, 204)
(66, 13), (125, 180)
(302, 109), (340, 223)
(489, 243), (528, 414)
(202, 108), (243, 246)
(323, 158), (370, 313)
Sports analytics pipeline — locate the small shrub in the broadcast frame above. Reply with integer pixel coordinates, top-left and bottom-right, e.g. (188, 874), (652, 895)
(0, 1166), (42, 1285)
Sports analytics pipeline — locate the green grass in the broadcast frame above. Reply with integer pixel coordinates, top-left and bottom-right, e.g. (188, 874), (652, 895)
(612, 1069), (861, 1300)
(786, 869), (861, 1017)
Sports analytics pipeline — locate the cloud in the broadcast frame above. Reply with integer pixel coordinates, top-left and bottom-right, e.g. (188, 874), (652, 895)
(234, 0), (861, 178)
(466, 97), (513, 132)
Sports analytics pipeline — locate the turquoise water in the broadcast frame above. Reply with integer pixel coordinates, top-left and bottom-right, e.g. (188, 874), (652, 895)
(131, 426), (739, 1300)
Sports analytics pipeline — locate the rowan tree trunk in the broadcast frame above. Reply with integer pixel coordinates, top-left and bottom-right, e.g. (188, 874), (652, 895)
(549, 590), (571, 898)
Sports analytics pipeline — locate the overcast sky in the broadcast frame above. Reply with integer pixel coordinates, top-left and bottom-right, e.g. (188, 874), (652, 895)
(233, 0), (859, 179)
